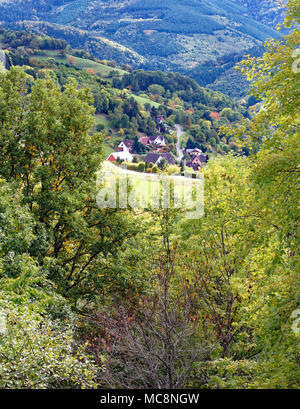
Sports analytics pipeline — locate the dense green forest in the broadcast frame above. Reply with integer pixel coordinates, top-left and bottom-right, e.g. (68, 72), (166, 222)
(0, 0), (281, 98)
(0, 0), (299, 390)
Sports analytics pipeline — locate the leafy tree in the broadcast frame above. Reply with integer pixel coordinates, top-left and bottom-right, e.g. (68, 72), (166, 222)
(146, 117), (157, 136)
(157, 158), (168, 170)
(84, 210), (212, 389)
(0, 68), (133, 303)
(148, 84), (165, 96)
(220, 107), (242, 122)
(0, 180), (98, 389)
(120, 113), (130, 129)
(218, 1), (300, 387)
(0, 297), (98, 389)
(132, 135), (144, 154)
(93, 89), (110, 114)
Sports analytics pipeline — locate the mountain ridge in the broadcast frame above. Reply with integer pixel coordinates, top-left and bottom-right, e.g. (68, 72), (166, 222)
(0, 0), (281, 97)
(231, 0), (285, 27)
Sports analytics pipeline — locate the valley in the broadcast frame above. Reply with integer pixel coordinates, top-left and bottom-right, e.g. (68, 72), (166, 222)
(0, 0), (283, 97)
(1, 27), (249, 171)
(0, 0), (298, 393)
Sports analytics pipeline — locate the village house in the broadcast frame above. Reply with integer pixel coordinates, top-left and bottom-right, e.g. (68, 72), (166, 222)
(138, 135), (166, 148)
(145, 152), (175, 167)
(138, 136), (151, 146)
(186, 153), (207, 171)
(185, 147), (207, 170)
(117, 139), (134, 153)
(149, 135), (166, 146)
(156, 115), (164, 124)
(107, 151), (133, 163)
(155, 116), (168, 133)
(185, 148), (203, 156)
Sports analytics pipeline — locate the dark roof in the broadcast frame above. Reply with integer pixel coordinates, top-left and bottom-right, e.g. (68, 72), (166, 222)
(161, 153), (176, 165)
(191, 153), (207, 162)
(191, 156), (201, 163)
(145, 153), (176, 166)
(121, 140), (134, 148)
(149, 135), (158, 142)
(149, 135), (165, 144)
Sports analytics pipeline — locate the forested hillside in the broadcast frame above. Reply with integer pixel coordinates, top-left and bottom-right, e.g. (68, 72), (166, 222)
(0, 0), (299, 391)
(232, 0), (285, 27)
(1, 27), (249, 159)
(0, 0), (282, 97)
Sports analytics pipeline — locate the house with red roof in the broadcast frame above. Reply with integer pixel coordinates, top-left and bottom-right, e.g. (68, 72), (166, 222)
(138, 136), (151, 146)
(107, 151), (133, 163)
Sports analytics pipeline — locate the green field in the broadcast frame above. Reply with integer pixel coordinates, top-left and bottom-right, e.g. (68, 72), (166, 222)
(102, 143), (114, 158)
(131, 94), (161, 108)
(34, 51), (126, 78)
(95, 115), (121, 158)
(95, 114), (112, 129)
